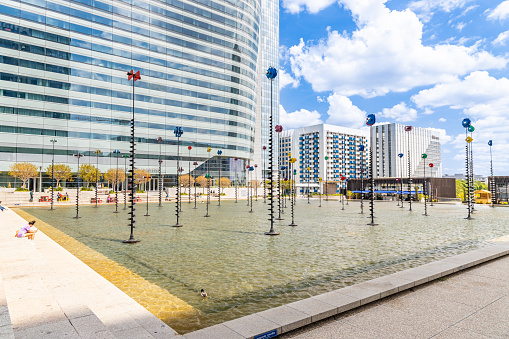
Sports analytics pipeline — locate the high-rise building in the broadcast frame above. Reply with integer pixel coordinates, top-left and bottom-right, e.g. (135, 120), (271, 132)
(0, 0), (277, 187)
(279, 124), (368, 194)
(370, 123), (442, 179)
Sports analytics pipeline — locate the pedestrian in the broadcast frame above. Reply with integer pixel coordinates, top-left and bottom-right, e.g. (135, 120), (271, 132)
(29, 189), (33, 202)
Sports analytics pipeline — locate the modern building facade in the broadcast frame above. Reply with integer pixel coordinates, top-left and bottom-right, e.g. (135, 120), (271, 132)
(279, 124), (368, 194)
(0, 0), (277, 187)
(370, 123), (442, 179)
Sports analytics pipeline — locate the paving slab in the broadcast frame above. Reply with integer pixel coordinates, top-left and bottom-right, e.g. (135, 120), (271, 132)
(335, 282), (381, 305)
(222, 313), (280, 339)
(257, 305), (311, 333)
(286, 297), (337, 322)
(182, 324), (244, 339)
(311, 291), (360, 313)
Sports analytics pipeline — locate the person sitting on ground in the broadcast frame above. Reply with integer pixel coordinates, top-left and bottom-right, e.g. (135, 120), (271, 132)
(107, 195), (111, 203)
(200, 289), (208, 297)
(0, 201), (6, 212)
(16, 220), (38, 242)
(57, 193), (62, 200)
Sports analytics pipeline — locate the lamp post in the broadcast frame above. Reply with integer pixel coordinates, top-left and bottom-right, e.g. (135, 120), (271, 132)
(50, 138), (57, 211)
(262, 145), (267, 203)
(462, 118), (474, 219)
(404, 126), (413, 211)
(158, 137), (163, 207)
(124, 69), (141, 244)
(289, 158), (297, 226)
(422, 153), (428, 216)
(173, 127), (183, 226)
(358, 145), (365, 214)
(265, 66), (279, 236)
(94, 149), (100, 208)
(205, 147), (211, 217)
(193, 161), (198, 209)
(113, 150), (120, 213)
(254, 164), (258, 201)
(73, 152), (83, 219)
(188, 146), (192, 204)
(489, 140), (495, 207)
(217, 150), (222, 206)
(234, 158), (238, 203)
(366, 114), (377, 226)
(398, 153), (404, 208)
(123, 154), (128, 210)
(249, 166), (254, 212)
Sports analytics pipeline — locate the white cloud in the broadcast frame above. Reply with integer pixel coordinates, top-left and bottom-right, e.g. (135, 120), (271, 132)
(409, 0), (473, 22)
(411, 71), (509, 174)
(487, 1), (509, 21)
(439, 117), (447, 122)
(281, 0), (337, 14)
(279, 105), (323, 130)
(455, 22), (467, 31)
(325, 93), (366, 128)
(279, 69), (300, 89)
(380, 102), (418, 122)
(289, 1), (507, 98)
(493, 30), (509, 46)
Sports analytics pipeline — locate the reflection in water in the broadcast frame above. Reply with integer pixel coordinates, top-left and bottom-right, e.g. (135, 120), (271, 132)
(21, 201), (509, 333)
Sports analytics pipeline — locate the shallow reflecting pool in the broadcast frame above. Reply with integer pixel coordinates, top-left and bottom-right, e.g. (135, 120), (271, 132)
(21, 200), (509, 333)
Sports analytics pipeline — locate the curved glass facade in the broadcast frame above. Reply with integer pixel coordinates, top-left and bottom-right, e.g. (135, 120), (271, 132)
(0, 0), (265, 179)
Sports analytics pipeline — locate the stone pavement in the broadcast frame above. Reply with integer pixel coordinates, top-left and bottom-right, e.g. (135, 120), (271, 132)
(280, 252), (509, 338)
(0, 208), (178, 339)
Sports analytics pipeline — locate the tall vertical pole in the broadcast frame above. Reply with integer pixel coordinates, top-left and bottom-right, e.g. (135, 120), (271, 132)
(217, 150), (222, 206)
(489, 140), (495, 207)
(234, 158), (238, 203)
(50, 138), (57, 211)
(73, 153), (83, 219)
(398, 153), (404, 208)
(249, 166), (254, 212)
(123, 155), (128, 210)
(158, 137), (163, 207)
(289, 159), (297, 226)
(462, 118), (473, 220)
(255, 164), (258, 201)
(114, 150), (120, 213)
(193, 161), (198, 209)
(174, 127), (183, 226)
(205, 147), (211, 217)
(188, 146), (192, 204)
(422, 154), (428, 216)
(366, 114), (377, 226)
(359, 145), (364, 214)
(263, 146), (267, 203)
(124, 70), (140, 243)
(406, 126), (413, 211)
(265, 67), (278, 235)
(94, 149), (100, 208)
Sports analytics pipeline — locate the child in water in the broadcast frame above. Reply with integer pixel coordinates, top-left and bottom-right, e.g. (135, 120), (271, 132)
(200, 289), (208, 297)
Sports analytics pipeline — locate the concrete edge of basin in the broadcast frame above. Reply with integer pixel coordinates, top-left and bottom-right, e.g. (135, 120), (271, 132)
(0, 273), (14, 339)
(181, 242), (509, 339)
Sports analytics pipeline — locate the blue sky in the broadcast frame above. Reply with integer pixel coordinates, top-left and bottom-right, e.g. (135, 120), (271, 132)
(278, 0), (509, 176)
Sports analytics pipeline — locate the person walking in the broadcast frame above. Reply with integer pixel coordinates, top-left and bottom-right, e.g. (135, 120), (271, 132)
(29, 189), (34, 202)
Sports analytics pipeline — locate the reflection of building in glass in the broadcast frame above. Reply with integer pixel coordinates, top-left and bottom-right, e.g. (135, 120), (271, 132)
(279, 124), (368, 194)
(370, 123), (442, 179)
(0, 0), (278, 187)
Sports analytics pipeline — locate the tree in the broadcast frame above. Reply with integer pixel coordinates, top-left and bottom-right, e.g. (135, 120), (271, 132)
(79, 164), (100, 188)
(195, 175), (208, 193)
(9, 162), (38, 188)
(456, 179), (467, 201)
(179, 175), (195, 188)
(46, 164), (72, 187)
(104, 168), (125, 189)
(134, 169), (150, 190)
(219, 177), (231, 187)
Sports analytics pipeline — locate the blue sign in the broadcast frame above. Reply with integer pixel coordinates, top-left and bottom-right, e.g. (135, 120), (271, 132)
(254, 329), (278, 339)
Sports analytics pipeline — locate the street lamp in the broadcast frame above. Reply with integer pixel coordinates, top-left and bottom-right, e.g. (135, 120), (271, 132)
(188, 146), (192, 204)
(366, 114), (377, 226)
(93, 149), (100, 208)
(113, 150), (120, 213)
(50, 138), (57, 211)
(489, 140), (495, 207)
(398, 153), (404, 208)
(73, 152), (83, 219)
(173, 126), (184, 226)
(217, 150), (222, 206)
(265, 66), (279, 236)
(124, 69), (141, 244)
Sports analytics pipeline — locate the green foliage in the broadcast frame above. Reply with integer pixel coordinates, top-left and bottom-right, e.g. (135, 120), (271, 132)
(136, 190), (145, 193)
(15, 187), (29, 191)
(80, 187), (93, 191)
(54, 187), (63, 191)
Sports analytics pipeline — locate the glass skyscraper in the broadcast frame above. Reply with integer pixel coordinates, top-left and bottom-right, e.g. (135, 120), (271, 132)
(0, 0), (277, 186)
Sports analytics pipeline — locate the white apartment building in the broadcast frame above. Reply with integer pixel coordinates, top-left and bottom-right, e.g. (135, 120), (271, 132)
(370, 123), (442, 179)
(279, 124), (368, 194)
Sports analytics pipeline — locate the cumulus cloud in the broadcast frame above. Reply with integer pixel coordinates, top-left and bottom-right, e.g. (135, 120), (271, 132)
(439, 117), (447, 122)
(493, 30), (509, 46)
(279, 105), (323, 129)
(281, 0), (337, 14)
(487, 1), (509, 21)
(409, 0), (473, 22)
(288, 0), (507, 98)
(325, 93), (366, 128)
(411, 71), (509, 174)
(279, 69), (300, 89)
(379, 102), (418, 122)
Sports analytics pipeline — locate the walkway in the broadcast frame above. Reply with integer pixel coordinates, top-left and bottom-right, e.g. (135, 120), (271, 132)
(0, 208), (178, 338)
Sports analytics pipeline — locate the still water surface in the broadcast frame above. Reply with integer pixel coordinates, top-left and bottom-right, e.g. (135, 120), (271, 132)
(22, 200), (509, 333)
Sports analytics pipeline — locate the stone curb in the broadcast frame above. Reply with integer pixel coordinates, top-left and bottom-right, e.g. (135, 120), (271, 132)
(0, 273), (14, 339)
(182, 242), (509, 339)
